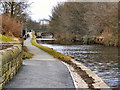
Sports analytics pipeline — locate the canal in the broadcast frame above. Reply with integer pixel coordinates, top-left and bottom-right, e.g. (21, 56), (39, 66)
(37, 40), (119, 88)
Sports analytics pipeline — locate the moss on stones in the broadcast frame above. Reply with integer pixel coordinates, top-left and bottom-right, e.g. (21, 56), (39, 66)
(0, 45), (23, 89)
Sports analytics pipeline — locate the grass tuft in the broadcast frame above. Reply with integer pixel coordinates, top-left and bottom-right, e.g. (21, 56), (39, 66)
(23, 52), (34, 59)
(23, 45), (34, 59)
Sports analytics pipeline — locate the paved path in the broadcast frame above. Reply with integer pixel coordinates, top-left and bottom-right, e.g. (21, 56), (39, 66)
(4, 33), (75, 88)
(24, 33), (56, 61)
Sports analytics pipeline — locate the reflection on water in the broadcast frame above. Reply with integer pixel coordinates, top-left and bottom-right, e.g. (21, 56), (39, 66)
(37, 40), (119, 88)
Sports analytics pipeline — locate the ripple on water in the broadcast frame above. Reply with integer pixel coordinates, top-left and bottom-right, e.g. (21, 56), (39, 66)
(38, 43), (119, 88)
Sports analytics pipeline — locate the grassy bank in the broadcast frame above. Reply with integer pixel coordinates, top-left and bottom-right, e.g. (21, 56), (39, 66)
(23, 46), (34, 59)
(0, 34), (16, 42)
(31, 33), (95, 88)
(31, 33), (72, 61)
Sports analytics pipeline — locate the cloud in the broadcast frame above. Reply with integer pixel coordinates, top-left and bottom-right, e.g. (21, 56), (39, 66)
(28, 0), (66, 21)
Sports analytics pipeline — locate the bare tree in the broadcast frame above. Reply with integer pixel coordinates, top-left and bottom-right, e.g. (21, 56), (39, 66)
(49, 2), (118, 46)
(1, 0), (29, 23)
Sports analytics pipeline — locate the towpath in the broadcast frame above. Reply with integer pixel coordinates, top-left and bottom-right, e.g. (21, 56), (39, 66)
(3, 33), (75, 88)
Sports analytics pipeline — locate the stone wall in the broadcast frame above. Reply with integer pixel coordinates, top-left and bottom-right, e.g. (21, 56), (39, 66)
(0, 45), (23, 89)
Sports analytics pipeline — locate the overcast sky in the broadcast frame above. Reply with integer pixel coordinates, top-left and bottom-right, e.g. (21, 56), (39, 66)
(28, 0), (66, 22)
(28, 0), (118, 21)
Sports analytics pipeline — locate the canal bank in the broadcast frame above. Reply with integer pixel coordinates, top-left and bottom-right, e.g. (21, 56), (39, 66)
(37, 41), (119, 88)
(31, 33), (110, 89)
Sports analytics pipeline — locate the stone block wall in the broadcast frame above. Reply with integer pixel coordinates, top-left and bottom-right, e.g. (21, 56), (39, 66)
(0, 45), (22, 89)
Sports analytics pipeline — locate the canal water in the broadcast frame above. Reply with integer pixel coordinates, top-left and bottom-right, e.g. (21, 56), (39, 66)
(37, 40), (119, 88)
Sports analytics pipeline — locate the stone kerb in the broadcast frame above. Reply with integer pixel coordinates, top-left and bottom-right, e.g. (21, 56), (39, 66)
(70, 59), (110, 88)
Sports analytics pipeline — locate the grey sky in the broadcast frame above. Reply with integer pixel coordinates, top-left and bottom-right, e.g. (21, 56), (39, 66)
(28, 0), (118, 21)
(28, 0), (66, 22)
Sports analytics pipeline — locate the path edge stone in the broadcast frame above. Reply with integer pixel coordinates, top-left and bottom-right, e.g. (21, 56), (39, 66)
(69, 59), (111, 89)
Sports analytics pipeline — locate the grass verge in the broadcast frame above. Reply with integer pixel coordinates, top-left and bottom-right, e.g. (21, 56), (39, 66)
(31, 33), (72, 61)
(0, 34), (16, 42)
(23, 46), (34, 59)
(30, 33), (95, 88)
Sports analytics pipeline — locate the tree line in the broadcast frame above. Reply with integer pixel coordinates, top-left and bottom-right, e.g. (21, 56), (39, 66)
(0, 0), (41, 38)
(49, 2), (119, 46)
(0, 0), (29, 38)
(1, 0), (29, 23)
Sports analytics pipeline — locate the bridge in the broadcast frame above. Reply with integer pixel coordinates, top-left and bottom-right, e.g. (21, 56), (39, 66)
(1, 33), (110, 89)
(34, 19), (55, 39)
(39, 19), (50, 25)
(36, 38), (56, 41)
(2, 32), (75, 88)
(36, 32), (54, 38)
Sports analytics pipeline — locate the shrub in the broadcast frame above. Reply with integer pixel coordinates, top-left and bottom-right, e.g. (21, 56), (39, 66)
(1, 14), (22, 38)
